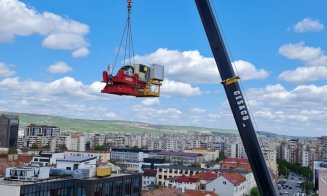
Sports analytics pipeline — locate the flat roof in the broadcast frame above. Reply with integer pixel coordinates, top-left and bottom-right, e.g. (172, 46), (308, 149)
(56, 156), (96, 162)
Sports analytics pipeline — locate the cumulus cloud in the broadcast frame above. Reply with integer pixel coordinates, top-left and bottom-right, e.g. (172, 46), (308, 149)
(161, 79), (201, 97)
(134, 48), (268, 84)
(190, 108), (206, 113)
(279, 66), (327, 83)
(232, 60), (268, 80)
(0, 62), (15, 77)
(133, 105), (182, 121)
(0, 76), (102, 100)
(0, 0), (89, 56)
(278, 42), (327, 83)
(0, 76), (119, 120)
(245, 84), (327, 135)
(72, 47), (90, 58)
(278, 42), (327, 66)
(142, 98), (160, 106)
(47, 61), (72, 74)
(292, 18), (324, 33)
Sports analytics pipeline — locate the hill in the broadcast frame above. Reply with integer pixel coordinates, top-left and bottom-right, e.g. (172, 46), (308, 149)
(1, 111), (238, 135)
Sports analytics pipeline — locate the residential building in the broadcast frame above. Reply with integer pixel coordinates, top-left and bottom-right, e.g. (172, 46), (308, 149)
(111, 148), (156, 162)
(184, 148), (219, 162)
(142, 169), (157, 189)
(24, 124), (60, 137)
(318, 172), (327, 196)
(313, 160), (327, 190)
(164, 175), (198, 191)
(157, 151), (204, 166)
(206, 172), (255, 196)
(0, 114), (19, 148)
(156, 165), (207, 185)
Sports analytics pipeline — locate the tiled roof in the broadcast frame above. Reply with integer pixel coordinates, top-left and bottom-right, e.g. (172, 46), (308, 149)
(222, 158), (249, 164)
(190, 172), (218, 181)
(158, 151), (203, 157)
(143, 169), (157, 177)
(222, 173), (246, 186)
(184, 189), (218, 196)
(169, 175), (197, 183)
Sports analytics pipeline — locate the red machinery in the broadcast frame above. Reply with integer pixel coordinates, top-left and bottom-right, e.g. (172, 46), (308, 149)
(101, 64), (163, 97)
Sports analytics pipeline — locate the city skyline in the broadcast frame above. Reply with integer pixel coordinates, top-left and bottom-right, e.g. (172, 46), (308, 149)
(0, 0), (326, 136)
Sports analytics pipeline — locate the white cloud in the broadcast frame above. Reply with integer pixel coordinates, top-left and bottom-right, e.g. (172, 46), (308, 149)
(134, 48), (268, 84)
(47, 61), (72, 74)
(72, 47), (90, 58)
(133, 105), (182, 121)
(279, 66), (327, 83)
(278, 42), (327, 83)
(0, 62), (15, 77)
(292, 18), (324, 33)
(0, 76), (120, 120)
(245, 84), (327, 136)
(232, 60), (268, 80)
(190, 108), (206, 113)
(142, 98), (160, 106)
(161, 79), (201, 97)
(0, 76), (102, 99)
(278, 42), (327, 66)
(0, 0), (89, 56)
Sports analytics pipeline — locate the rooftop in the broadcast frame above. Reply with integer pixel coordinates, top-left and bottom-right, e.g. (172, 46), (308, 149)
(166, 175), (197, 183)
(190, 172), (218, 181)
(56, 156), (96, 162)
(222, 158), (249, 164)
(184, 189), (218, 196)
(143, 169), (157, 177)
(222, 173), (246, 186)
(158, 151), (203, 157)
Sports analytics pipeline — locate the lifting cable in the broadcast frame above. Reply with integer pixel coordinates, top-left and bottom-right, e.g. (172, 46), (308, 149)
(112, 0), (136, 74)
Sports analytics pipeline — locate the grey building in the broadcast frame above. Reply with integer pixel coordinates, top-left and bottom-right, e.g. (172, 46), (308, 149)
(0, 114), (19, 148)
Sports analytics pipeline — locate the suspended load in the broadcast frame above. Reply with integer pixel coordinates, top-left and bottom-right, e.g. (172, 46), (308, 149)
(101, 64), (164, 97)
(100, 0), (164, 97)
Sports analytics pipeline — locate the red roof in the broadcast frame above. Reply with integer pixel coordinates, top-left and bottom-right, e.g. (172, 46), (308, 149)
(173, 175), (197, 183)
(191, 172), (218, 181)
(143, 169), (157, 177)
(184, 189), (218, 196)
(222, 158), (249, 164)
(222, 173), (246, 186)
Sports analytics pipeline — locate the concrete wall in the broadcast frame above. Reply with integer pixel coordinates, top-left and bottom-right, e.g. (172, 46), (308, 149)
(0, 184), (20, 195)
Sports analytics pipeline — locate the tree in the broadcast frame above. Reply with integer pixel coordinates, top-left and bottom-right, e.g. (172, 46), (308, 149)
(8, 147), (18, 154)
(246, 187), (260, 196)
(94, 145), (106, 151)
(31, 143), (38, 149)
(215, 151), (226, 162)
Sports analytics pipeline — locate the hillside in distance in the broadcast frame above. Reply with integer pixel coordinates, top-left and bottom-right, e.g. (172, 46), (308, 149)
(3, 112), (238, 135)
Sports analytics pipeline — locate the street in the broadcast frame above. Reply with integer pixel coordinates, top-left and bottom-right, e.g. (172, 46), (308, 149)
(275, 172), (306, 196)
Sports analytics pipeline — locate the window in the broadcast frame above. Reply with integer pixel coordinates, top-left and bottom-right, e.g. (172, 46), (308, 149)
(223, 181), (226, 185)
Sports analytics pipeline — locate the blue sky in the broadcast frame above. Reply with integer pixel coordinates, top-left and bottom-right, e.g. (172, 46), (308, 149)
(0, 0), (326, 136)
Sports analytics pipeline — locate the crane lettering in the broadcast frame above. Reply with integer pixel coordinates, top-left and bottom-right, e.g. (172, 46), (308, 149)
(234, 90), (249, 121)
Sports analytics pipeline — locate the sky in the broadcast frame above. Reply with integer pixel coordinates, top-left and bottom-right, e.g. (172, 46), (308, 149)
(0, 0), (326, 137)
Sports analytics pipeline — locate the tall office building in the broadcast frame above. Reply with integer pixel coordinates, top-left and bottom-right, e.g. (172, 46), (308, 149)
(0, 114), (19, 148)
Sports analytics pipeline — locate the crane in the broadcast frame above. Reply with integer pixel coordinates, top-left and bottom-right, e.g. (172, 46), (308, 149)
(101, 0), (164, 97)
(195, 0), (276, 195)
(101, 1), (276, 195)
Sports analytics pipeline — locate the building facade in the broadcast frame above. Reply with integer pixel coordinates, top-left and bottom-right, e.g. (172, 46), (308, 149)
(0, 114), (19, 148)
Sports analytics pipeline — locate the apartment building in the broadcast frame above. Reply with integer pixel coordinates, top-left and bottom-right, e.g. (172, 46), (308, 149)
(157, 151), (204, 166)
